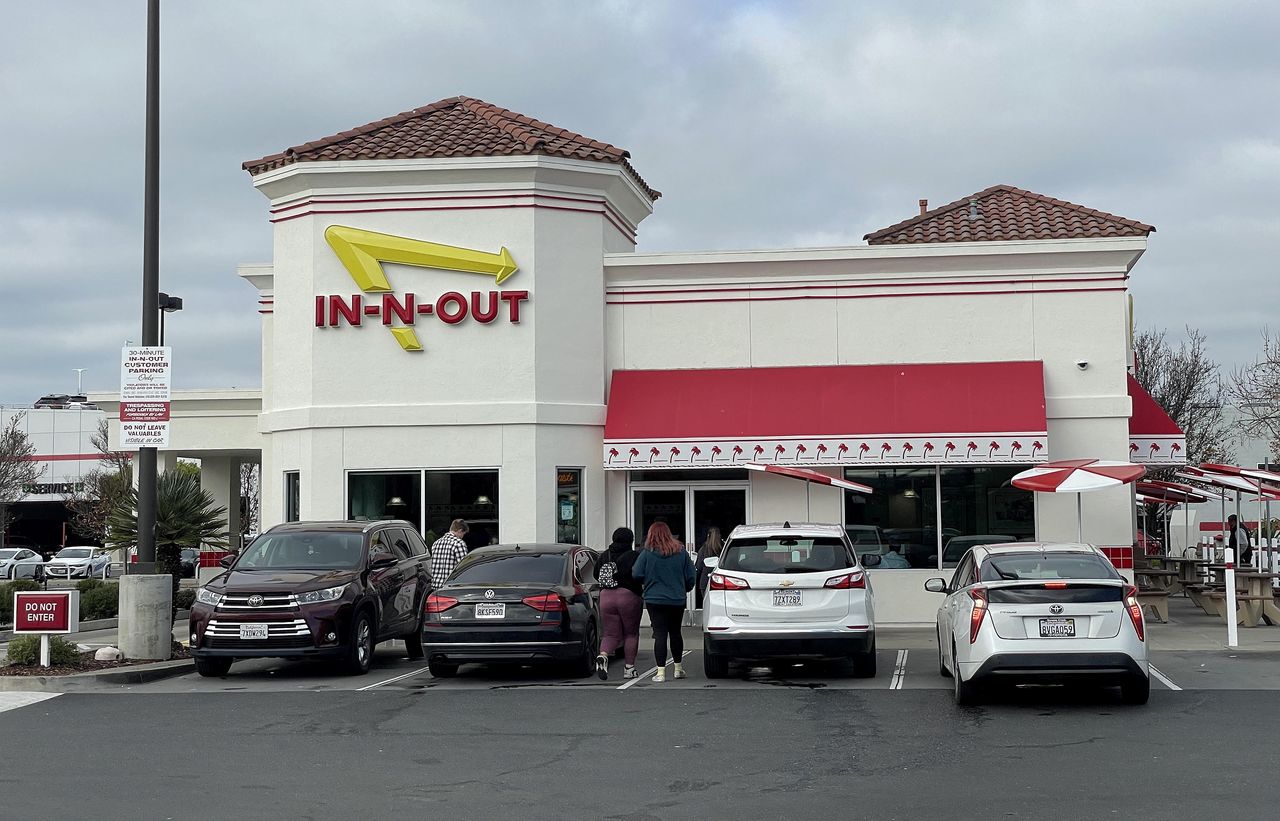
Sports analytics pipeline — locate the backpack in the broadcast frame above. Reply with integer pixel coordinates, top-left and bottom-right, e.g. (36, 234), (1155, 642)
(597, 557), (619, 589)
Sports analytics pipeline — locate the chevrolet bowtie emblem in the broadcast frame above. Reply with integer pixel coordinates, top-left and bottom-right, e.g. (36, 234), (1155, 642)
(779, 580), (794, 587)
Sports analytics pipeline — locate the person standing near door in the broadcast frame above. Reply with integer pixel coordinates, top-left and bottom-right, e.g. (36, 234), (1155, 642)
(429, 519), (470, 584)
(632, 521), (696, 682)
(694, 527), (723, 609)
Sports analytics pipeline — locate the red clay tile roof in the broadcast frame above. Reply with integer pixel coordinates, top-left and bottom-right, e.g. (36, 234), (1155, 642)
(244, 96), (659, 200)
(864, 184), (1153, 244)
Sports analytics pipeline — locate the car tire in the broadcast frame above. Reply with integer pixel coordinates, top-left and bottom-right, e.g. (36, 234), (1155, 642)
(428, 659), (458, 678)
(851, 637), (877, 678)
(1120, 674), (1150, 705)
(937, 627), (952, 678)
(194, 657), (233, 678)
(105, 564), (111, 578)
(403, 618), (425, 660)
(703, 647), (729, 679)
(952, 641), (980, 706)
(572, 623), (599, 679)
(342, 609), (375, 676)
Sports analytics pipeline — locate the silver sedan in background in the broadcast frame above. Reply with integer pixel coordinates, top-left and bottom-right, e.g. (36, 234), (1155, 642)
(44, 546), (112, 579)
(0, 547), (45, 581)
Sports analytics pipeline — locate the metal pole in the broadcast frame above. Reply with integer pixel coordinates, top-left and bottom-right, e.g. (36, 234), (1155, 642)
(134, 0), (161, 574)
(1076, 493), (1083, 543)
(1225, 547), (1238, 648)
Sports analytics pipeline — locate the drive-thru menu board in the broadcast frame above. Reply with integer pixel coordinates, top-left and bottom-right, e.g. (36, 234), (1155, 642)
(120, 346), (171, 447)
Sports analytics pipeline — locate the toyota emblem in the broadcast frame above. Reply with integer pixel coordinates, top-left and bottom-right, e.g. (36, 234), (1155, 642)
(1049, 604), (1064, 615)
(484, 589), (495, 599)
(247, 594), (264, 608)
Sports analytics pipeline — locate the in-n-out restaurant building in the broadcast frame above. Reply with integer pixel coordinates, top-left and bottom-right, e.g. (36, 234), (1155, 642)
(100, 96), (1185, 623)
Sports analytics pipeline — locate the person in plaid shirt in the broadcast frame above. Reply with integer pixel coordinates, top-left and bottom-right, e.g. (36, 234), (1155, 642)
(430, 519), (470, 583)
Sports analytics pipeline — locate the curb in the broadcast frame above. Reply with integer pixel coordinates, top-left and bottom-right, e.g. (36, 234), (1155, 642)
(0, 658), (194, 691)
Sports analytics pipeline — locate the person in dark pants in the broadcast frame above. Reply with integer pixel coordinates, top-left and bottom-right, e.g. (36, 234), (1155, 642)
(632, 521), (696, 682)
(1228, 514), (1253, 566)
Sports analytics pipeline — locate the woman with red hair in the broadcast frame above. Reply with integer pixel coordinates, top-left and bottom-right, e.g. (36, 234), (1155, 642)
(632, 521), (697, 682)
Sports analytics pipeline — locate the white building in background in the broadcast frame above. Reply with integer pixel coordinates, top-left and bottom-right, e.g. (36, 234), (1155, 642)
(94, 96), (1186, 623)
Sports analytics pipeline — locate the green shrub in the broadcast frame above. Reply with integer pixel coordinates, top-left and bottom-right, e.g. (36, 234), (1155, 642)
(174, 589), (196, 611)
(0, 580), (43, 624)
(5, 635), (82, 667)
(76, 578), (105, 594)
(79, 583), (120, 621)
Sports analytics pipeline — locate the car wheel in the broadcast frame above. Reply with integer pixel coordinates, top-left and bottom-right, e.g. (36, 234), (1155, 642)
(428, 659), (458, 678)
(35, 566), (45, 584)
(703, 644), (729, 679)
(105, 564), (111, 578)
(194, 657), (233, 678)
(937, 627), (952, 678)
(1120, 674), (1150, 705)
(572, 623), (599, 679)
(342, 610), (375, 675)
(851, 637), (877, 678)
(952, 641), (980, 706)
(403, 617), (425, 660)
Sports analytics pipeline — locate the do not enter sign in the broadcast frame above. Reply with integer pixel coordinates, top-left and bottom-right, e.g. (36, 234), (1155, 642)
(13, 591), (79, 634)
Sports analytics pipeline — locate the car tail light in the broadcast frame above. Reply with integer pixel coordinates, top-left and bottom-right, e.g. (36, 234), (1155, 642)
(708, 573), (750, 591)
(968, 586), (988, 644)
(522, 593), (568, 612)
(1123, 584), (1145, 642)
(824, 571), (866, 589)
(423, 594), (458, 616)
(1043, 582), (1069, 589)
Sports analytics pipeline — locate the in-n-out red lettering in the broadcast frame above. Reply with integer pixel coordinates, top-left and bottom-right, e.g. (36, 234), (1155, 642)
(315, 290), (530, 330)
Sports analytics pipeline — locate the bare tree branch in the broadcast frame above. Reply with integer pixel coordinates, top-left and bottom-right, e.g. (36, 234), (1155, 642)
(1227, 326), (1280, 457)
(0, 413), (44, 538)
(1133, 326), (1235, 465)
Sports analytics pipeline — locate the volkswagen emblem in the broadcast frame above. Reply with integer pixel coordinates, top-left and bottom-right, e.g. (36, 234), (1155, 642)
(247, 594), (264, 608)
(484, 589), (495, 599)
(1049, 604), (1064, 615)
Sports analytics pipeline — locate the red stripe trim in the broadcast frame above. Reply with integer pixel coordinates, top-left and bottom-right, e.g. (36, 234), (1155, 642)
(270, 191), (613, 214)
(607, 286), (1128, 306)
(608, 275), (1125, 298)
(23, 453), (108, 462)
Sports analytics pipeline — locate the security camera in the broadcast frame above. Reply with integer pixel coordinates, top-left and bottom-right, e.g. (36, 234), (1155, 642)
(1075, 360), (1089, 370)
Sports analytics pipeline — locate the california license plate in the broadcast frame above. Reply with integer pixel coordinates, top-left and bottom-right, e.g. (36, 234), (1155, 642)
(1039, 617), (1076, 638)
(239, 623), (269, 640)
(773, 590), (802, 607)
(475, 603), (506, 619)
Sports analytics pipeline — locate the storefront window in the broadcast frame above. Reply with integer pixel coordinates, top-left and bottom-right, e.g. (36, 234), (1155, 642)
(424, 470), (499, 548)
(844, 468), (938, 568)
(348, 471), (422, 529)
(556, 469), (581, 544)
(284, 472), (300, 522)
(939, 466), (1034, 567)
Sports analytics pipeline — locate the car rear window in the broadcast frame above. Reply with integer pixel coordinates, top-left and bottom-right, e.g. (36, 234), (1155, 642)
(449, 553), (566, 585)
(979, 553), (1120, 582)
(718, 537), (853, 574)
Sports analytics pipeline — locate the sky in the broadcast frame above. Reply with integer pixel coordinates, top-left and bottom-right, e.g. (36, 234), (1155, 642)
(1, 0), (1277, 403)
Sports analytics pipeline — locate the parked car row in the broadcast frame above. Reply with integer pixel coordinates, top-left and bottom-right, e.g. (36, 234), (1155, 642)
(0, 545), (116, 581)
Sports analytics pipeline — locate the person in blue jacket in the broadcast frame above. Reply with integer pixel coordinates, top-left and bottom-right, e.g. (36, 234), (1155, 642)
(632, 521), (696, 682)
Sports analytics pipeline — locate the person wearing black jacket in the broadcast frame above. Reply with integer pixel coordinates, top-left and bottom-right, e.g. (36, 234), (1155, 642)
(594, 527), (644, 680)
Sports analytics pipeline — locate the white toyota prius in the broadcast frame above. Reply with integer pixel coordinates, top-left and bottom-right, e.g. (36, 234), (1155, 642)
(927, 542), (1149, 705)
(702, 522), (878, 679)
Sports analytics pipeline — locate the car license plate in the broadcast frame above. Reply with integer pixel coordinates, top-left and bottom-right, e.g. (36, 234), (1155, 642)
(773, 589), (802, 607)
(239, 623), (269, 640)
(475, 603), (506, 619)
(1039, 617), (1076, 638)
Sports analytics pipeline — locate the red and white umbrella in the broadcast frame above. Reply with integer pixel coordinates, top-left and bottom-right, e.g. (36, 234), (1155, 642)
(1012, 459), (1146, 542)
(744, 463), (872, 520)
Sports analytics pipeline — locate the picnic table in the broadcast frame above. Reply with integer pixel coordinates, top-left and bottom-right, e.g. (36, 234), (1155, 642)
(1135, 567), (1180, 594)
(1164, 556), (1210, 593)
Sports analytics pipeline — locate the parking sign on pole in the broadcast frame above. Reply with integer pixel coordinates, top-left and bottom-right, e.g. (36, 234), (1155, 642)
(120, 346), (171, 448)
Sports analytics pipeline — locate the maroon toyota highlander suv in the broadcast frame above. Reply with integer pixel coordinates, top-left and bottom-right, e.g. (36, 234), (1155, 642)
(189, 521), (433, 677)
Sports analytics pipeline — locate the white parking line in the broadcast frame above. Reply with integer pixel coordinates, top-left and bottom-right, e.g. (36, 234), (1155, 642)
(889, 650), (908, 689)
(357, 665), (430, 691)
(1148, 665), (1181, 691)
(0, 692), (61, 714)
(617, 649), (692, 690)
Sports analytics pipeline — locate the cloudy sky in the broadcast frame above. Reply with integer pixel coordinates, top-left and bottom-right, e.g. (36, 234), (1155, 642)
(1, 0), (1276, 403)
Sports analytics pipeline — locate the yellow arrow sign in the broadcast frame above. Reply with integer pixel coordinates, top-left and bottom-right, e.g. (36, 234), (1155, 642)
(323, 225), (519, 352)
(324, 225), (518, 292)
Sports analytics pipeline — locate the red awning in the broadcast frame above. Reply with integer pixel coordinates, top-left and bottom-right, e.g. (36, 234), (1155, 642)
(603, 362), (1048, 469)
(1127, 374), (1185, 465)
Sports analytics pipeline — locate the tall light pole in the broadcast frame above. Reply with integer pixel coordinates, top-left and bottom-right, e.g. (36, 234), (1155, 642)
(134, 0), (161, 574)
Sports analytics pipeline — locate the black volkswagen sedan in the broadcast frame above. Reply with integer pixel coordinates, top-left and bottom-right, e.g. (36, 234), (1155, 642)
(422, 543), (601, 678)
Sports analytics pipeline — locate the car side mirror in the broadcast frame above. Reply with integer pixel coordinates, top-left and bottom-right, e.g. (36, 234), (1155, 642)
(861, 554), (882, 568)
(703, 556), (719, 569)
(219, 554), (236, 568)
(924, 577), (948, 594)
(369, 555), (397, 570)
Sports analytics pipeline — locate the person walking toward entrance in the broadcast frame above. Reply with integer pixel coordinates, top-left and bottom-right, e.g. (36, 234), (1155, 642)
(694, 527), (724, 609)
(632, 521), (696, 682)
(430, 519), (470, 584)
(594, 527), (643, 680)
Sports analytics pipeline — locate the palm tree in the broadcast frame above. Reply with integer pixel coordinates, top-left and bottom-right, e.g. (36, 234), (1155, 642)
(108, 470), (228, 623)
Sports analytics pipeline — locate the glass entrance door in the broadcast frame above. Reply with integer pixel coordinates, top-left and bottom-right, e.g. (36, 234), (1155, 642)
(631, 486), (748, 551)
(633, 489), (689, 547)
(692, 488), (746, 552)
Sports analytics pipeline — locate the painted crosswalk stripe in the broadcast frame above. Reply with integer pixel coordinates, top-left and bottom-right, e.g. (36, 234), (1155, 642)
(1148, 665), (1181, 691)
(357, 666), (432, 691)
(618, 649), (692, 690)
(889, 650), (908, 689)
(0, 692), (61, 714)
